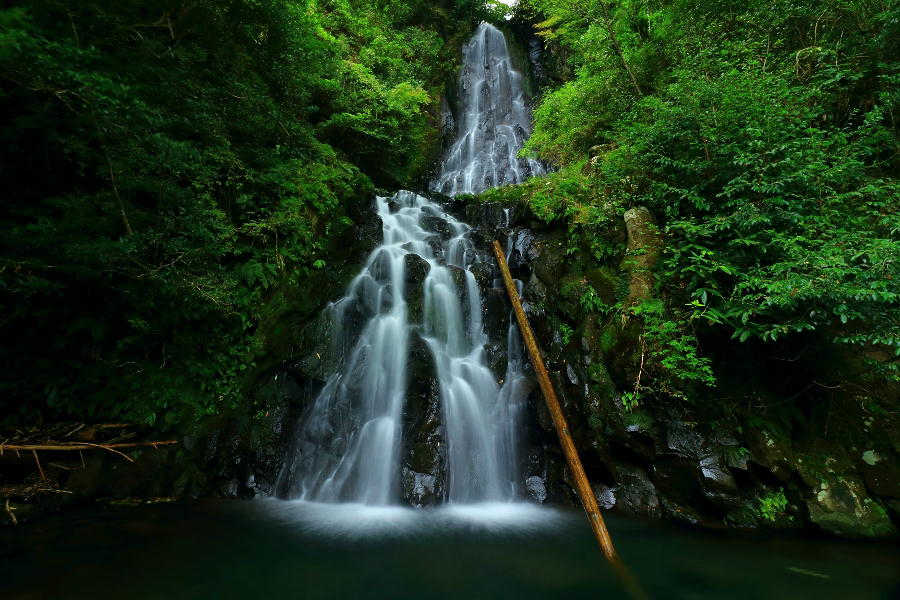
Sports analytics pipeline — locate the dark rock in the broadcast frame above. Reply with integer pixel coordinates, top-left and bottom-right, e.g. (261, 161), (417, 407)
(523, 274), (549, 314)
(296, 310), (339, 381)
(652, 454), (705, 508)
(464, 201), (508, 231)
(405, 253), (430, 323)
(699, 453), (739, 494)
(421, 215), (453, 238)
(745, 427), (794, 483)
(445, 264), (468, 291)
(613, 464), (661, 519)
(469, 260), (494, 292)
(421, 235), (444, 259)
(859, 451), (900, 499)
(666, 422), (705, 459)
(401, 334), (444, 506)
(699, 452), (742, 510)
(525, 475), (548, 503)
(531, 235), (566, 285)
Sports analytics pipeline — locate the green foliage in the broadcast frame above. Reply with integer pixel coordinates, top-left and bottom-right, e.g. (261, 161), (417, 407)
(722, 445), (749, 465)
(0, 0), (478, 428)
(579, 285), (608, 314)
(756, 490), (789, 523)
(479, 166), (626, 261)
(627, 299), (716, 401)
(520, 0), (900, 400)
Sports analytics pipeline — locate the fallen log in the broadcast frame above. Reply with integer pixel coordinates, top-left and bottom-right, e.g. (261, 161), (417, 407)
(492, 240), (646, 600)
(0, 440), (177, 464)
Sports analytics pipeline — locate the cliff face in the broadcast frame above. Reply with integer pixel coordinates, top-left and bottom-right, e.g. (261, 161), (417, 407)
(460, 198), (899, 539)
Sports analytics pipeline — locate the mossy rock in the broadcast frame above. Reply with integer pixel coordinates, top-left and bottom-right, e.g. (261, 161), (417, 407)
(806, 476), (897, 537)
(531, 234), (567, 285)
(585, 267), (619, 305)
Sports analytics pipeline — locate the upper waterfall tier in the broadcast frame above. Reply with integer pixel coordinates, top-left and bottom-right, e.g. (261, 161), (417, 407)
(432, 23), (545, 196)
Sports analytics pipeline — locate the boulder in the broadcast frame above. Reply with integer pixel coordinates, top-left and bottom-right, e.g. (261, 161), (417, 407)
(613, 464), (661, 519)
(404, 253), (430, 323)
(622, 206), (662, 304)
(401, 334), (444, 506)
(806, 476), (896, 537)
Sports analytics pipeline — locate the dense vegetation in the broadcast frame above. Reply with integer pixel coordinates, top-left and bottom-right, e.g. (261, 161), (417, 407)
(1, 0), (897, 439)
(0, 0), (483, 427)
(491, 0), (898, 412)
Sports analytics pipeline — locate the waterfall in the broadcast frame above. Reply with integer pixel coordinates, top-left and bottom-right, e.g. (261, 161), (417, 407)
(432, 22), (545, 196)
(277, 23), (541, 508)
(277, 192), (527, 504)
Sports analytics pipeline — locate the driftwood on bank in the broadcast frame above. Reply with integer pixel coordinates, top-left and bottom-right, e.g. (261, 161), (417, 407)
(0, 440), (177, 463)
(492, 240), (646, 600)
(1, 423), (178, 489)
(1, 424), (179, 523)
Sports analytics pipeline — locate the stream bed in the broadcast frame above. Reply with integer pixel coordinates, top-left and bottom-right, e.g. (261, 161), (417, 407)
(2, 500), (898, 599)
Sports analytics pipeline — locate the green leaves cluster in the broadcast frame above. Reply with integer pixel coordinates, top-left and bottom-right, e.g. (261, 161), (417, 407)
(0, 0), (475, 427)
(519, 0), (900, 400)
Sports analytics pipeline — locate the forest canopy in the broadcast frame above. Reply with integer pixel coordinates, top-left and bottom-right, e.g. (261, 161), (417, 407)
(0, 0), (484, 427)
(1, 0), (897, 431)
(500, 0), (899, 404)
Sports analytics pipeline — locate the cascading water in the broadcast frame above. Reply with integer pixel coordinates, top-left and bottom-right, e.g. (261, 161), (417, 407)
(277, 23), (542, 509)
(432, 22), (545, 196)
(277, 191), (528, 504)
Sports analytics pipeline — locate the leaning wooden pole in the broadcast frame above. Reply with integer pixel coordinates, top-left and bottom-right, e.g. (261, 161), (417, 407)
(492, 240), (645, 599)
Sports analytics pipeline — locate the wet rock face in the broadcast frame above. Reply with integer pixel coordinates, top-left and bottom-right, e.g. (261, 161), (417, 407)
(405, 253), (431, 324)
(525, 475), (548, 503)
(608, 465), (661, 519)
(745, 428), (794, 483)
(484, 210), (900, 538)
(295, 311), (341, 382)
(402, 469), (441, 508)
(401, 334), (445, 506)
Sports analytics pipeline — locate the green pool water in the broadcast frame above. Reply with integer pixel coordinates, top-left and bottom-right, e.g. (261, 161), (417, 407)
(1, 500), (897, 599)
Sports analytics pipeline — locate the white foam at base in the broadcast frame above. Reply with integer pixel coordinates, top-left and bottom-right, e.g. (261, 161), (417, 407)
(259, 499), (573, 539)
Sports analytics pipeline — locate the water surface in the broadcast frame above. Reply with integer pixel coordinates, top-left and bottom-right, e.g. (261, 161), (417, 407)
(2, 500), (898, 599)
